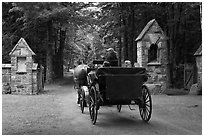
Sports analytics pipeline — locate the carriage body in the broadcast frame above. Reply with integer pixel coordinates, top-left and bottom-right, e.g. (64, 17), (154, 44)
(93, 67), (148, 105)
(78, 61), (152, 124)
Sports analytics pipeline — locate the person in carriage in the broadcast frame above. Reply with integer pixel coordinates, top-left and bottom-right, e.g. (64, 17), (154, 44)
(103, 48), (118, 67)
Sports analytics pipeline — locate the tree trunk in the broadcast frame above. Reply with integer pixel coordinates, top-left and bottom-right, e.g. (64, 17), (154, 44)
(166, 3), (174, 88)
(121, 3), (128, 62)
(131, 4), (135, 65)
(123, 16), (128, 61)
(56, 29), (66, 78)
(118, 3), (122, 66)
(128, 13), (133, 64)
(46, 20), (54, 84)
(123, 23), (128, 61)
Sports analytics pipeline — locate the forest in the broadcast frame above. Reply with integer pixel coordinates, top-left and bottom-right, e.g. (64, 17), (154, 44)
(2, 2), (202, 88)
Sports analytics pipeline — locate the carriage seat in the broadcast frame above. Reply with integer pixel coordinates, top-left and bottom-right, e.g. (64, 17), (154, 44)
(96, 67), (148, 91)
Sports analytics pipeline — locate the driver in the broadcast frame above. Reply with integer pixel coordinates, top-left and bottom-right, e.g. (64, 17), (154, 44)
(103, 48), (118, 67)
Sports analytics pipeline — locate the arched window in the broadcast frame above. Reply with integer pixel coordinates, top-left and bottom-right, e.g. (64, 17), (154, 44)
(148, 44), (158, 62)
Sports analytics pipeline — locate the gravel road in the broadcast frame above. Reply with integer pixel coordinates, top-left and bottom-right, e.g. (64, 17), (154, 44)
(2, 73), (202, 135)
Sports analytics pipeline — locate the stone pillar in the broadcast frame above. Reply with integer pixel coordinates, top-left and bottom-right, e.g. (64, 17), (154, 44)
(135, 19), (168, 94)
(9, 38), (36, 95)
(10, 56), (17, 93)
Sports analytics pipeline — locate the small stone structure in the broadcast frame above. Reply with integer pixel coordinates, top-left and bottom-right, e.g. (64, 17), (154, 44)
(2, 38), (44, 95)
(135, 19), (168, 94)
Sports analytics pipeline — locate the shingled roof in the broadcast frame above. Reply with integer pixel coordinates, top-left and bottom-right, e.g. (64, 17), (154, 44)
(194, 45), (202, 56)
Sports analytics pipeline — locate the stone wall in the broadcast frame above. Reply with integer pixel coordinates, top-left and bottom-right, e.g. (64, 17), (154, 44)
(137, 41), (167, 94)
(32, 70), (38, 94)
(137, 41), (143, 67)
(2, 64), (11, 94)
(2, 64), (42, 95)
(146, 65), (167, 94)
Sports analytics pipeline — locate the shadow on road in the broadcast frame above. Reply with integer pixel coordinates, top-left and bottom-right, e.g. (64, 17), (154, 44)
(45, 72), (74, 86)
(58, 76), (74, 86)
(96, 114), (148, 127)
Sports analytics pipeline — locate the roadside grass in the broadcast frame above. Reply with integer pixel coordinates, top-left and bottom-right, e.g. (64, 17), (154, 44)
(2, 88), (60, 135)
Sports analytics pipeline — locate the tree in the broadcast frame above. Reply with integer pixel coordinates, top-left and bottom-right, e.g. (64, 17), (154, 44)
(95, 2), (201, 88)
(3, 2), (201, 88)
(6, 2), (93, 83)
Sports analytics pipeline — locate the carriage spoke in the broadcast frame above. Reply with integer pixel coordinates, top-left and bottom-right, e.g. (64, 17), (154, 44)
(144, 112), (147, 120)
(145, 99), (150, 103)
(140, 109), (144, 118)
(139, 107), (143, 113)
(142, 109), (146, 119)
(145, 108), (150, 118)
(145, 106), (150, 112)
(145, 100), (150, 107)
(145, 93), (149, 100)
(145, 110), (149, 120)
(142, 109), (147, 120)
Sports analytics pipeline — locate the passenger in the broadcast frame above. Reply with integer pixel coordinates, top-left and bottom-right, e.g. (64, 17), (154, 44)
(134, 62), (140, 67)
(124, 60), (132, 68)
(104, 48), (118, 67)
(102, 61), (111, 67)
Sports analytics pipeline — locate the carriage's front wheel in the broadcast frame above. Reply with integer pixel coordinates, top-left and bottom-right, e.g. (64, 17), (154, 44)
(89, 86), (98, 125)
(139, 85), (152, 122)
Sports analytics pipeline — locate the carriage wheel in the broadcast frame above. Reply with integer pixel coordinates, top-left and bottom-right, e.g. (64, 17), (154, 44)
(117, 105), (122, 112)
(80, 91), (85, 113)
(139, 85), (152, 122)
(89, 86), (98, 125)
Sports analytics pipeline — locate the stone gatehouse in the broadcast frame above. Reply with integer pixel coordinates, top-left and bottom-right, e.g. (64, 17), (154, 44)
(2, 38), (44, 95)
(135, 19), (168, 94)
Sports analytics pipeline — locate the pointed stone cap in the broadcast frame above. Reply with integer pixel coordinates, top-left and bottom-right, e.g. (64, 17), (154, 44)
(9, 38), (36, 56)
(135, 19), (167, 42)
(194, 45), (202, 56)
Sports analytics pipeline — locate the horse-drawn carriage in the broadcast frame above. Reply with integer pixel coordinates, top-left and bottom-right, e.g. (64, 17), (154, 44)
(74, 60), (152, 125)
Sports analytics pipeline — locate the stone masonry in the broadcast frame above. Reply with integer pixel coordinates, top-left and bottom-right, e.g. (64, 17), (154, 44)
(135, 19), (168, 94)
(2, 64), (11, 94)
(2, 38), (43, 95)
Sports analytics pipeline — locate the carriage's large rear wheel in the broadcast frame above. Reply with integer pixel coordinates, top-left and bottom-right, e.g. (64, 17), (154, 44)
(139, 85), (152, 122)
(89, 86), (98, 125)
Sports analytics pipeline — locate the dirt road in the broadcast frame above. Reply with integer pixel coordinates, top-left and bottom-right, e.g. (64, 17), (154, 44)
(2, 73), (202, 135)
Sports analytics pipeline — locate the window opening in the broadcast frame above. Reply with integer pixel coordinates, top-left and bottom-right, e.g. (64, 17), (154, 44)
(17, 57), (26, 72)
(148, 44), (158, 62)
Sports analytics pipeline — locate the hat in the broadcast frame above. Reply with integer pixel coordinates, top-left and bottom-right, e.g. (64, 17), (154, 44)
(125, 60), (131, 63)
(106, 48), (114, 52)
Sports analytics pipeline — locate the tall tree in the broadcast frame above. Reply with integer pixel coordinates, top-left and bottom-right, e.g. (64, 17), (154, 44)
(6, 2), (93, 82)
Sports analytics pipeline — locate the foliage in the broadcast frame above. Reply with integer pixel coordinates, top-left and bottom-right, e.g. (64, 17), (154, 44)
(2, 2), (201, 87)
